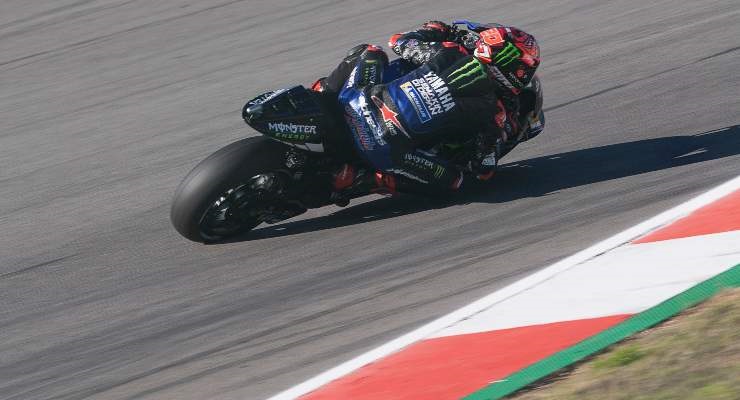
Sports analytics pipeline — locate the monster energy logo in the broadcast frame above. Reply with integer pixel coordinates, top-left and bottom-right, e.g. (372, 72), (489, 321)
(448, 58), (488, 90)
(495, 43), (521, 67)
(433, 165), (445, 178)
(362, 60), (379, 85)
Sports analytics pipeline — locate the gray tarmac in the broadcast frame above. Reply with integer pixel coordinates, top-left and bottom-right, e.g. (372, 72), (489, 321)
(1, 1), (739, 399)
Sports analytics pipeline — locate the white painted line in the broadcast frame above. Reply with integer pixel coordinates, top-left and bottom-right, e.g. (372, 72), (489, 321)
(266, 174), (740, 400)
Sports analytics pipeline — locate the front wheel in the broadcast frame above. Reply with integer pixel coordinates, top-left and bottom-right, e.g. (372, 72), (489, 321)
(170, 136), (293, 243)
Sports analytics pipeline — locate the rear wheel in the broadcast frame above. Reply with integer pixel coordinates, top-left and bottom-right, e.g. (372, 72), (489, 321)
(170, 136), (293, 243)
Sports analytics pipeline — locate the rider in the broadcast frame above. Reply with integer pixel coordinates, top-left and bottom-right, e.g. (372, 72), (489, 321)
(315, 20), (541, 201)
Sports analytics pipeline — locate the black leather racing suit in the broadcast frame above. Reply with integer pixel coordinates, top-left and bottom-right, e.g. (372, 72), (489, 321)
(320, 22), (522, 193)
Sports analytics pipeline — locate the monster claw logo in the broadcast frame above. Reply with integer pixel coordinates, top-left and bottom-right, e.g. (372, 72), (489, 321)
(433, 165), (445, 178)
(361, 60), (380, 86)
(494, 43), (521, 67)
(371, 96), (410, 138)
(447, 58), (488, 90)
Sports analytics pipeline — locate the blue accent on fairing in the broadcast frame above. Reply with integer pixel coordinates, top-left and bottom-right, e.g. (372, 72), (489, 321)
(398, 81), (431, 123)
(337, 55), (453, 170)
(339, 85), (393, 170)
(382, 59), (416, 83)
(385, 65), (449, 135)
(341, 58), (411, 92)
(452, 20), (500, 32)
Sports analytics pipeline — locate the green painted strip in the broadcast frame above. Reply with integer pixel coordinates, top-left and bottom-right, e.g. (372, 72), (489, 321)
(463, 264), (740, 400)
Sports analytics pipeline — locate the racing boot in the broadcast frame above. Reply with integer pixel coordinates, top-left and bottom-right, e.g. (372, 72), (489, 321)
(330, 164), (397, 206)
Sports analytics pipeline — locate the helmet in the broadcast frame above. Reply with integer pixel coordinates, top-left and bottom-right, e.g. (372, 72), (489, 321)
(473, 26), (540, 92)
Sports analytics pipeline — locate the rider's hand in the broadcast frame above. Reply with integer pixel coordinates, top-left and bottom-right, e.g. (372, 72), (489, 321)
(389, 21), (457, 58)
(421, 21), (456, 42)
(458, 30), (480, 51)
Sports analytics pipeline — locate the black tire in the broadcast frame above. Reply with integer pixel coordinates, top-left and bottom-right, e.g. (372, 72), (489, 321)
(170, 136), (289, 243)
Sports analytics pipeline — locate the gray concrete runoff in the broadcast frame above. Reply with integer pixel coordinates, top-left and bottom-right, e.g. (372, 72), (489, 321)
(1, 1), (739, 399)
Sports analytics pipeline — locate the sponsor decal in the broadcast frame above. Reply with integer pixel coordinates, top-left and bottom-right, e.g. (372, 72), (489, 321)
(346, 67), (358, 88)
(480, 28), (504, 46)
(249, 89), (286, 106)
(434, 164), (445, 178)
(505, 70), (525, 88)
(356, 94), (386, 146)
(403, 152), (435, 169)
(267, 122), (317, 135)
(448, 58), (488, 90)
(272, 132), (314, 141)
(400, 81), (431, 123)
(387, 168), (428, 184)
(403, 153), (446, 179)
(362, 60), (380, 86)
(371, 96), (410, 138)
(494, 42), (521, 67)
(344, 104), (375, 151)
(490, 65), (517, 91)
(419, 71), (455, 113)
(400, 70), (455, 123)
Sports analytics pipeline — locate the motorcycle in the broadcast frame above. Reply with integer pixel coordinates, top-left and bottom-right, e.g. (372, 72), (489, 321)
(170, 21), (544, 243)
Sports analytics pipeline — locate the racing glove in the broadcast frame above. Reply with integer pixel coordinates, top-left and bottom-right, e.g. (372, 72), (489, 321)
(418, 20), (455, 41)
(389, 20), (457, 61)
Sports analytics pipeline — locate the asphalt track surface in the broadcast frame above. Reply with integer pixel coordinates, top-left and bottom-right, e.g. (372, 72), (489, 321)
(1, 1), (738, 399)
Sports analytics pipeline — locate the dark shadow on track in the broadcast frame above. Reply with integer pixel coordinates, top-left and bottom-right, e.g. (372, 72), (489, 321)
(218, 194), (449, 243)
(471, 124), (740, 202)
(222, 125), (740, 243)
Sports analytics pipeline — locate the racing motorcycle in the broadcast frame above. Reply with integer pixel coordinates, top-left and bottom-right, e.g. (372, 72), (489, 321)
(170, 21), (544, 243)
